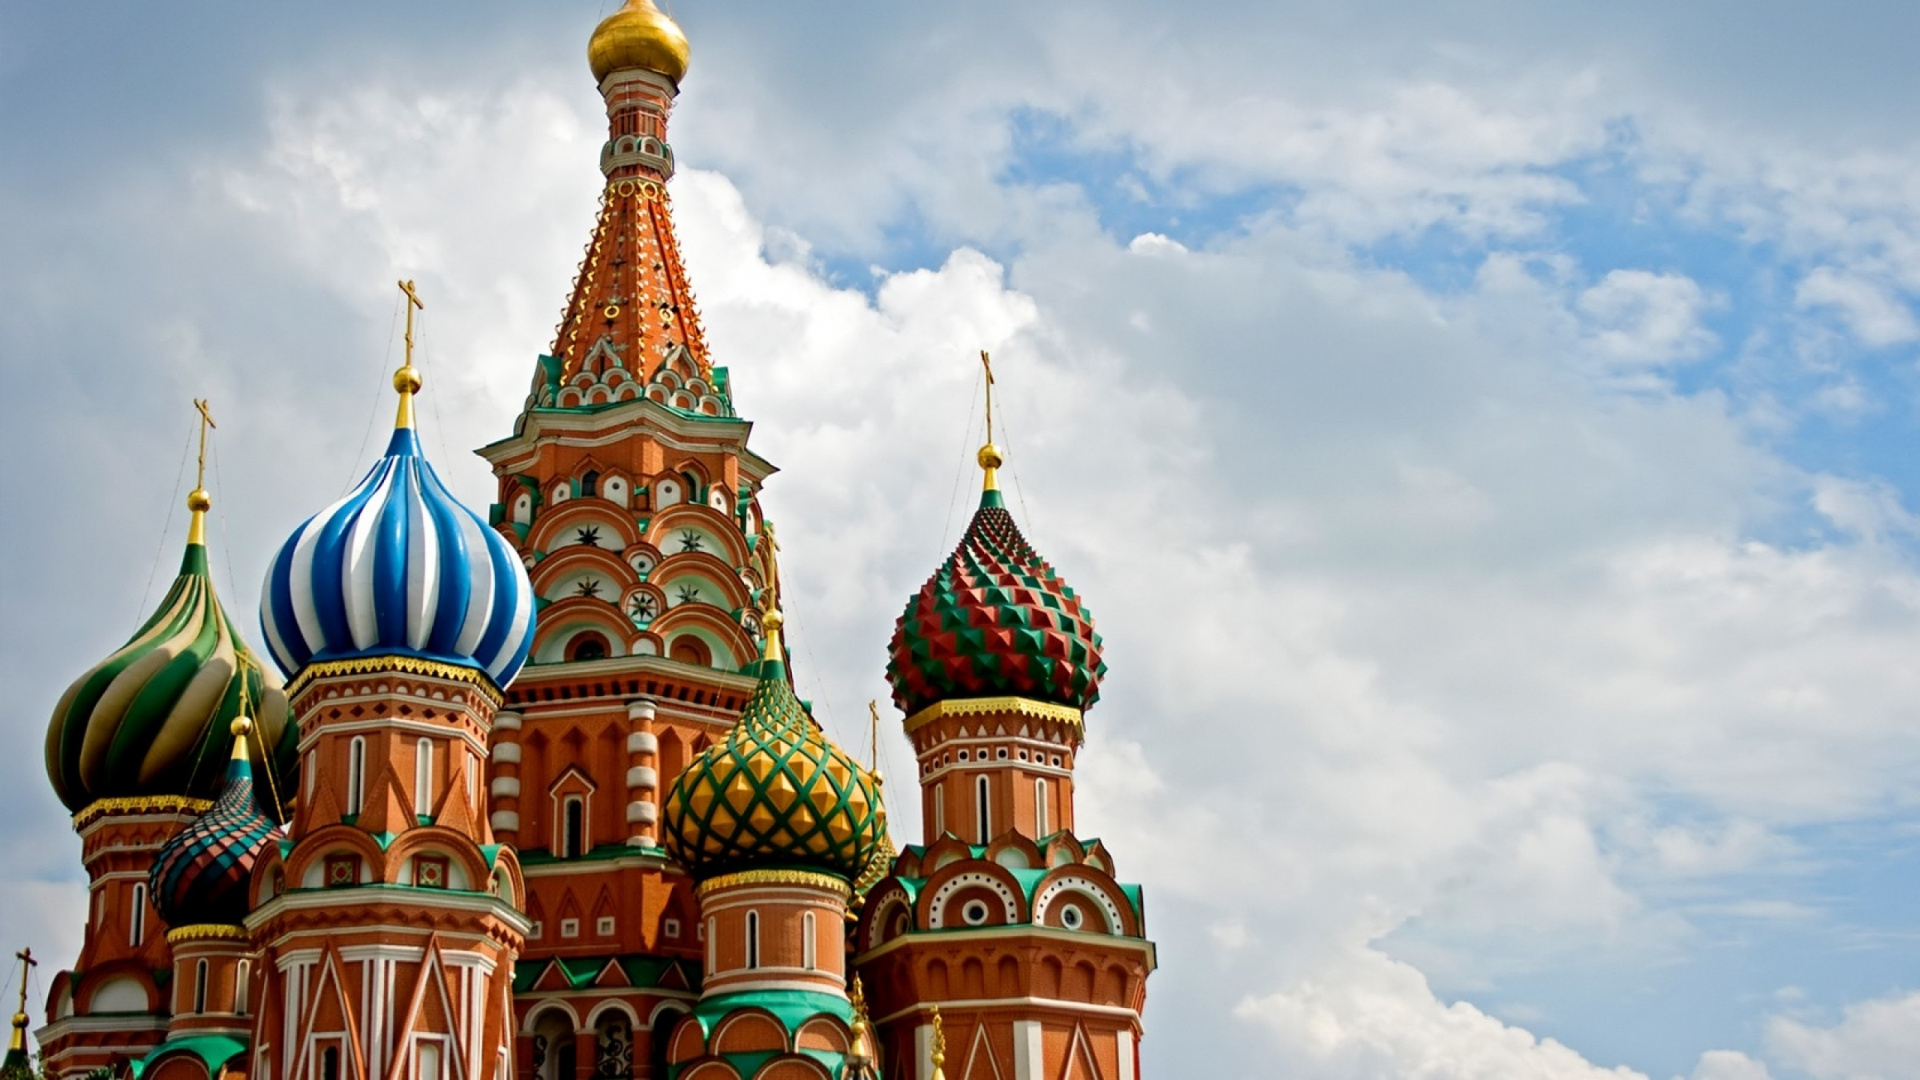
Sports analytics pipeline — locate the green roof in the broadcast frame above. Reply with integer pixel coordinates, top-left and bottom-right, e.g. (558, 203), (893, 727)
(137, 1035), (247, 1078)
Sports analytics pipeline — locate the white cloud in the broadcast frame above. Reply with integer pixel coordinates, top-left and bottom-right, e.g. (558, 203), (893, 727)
(1578, 269), (1720, 366)
(1690, 1050), (1774, 1080)
(1796, 267), (1919, 348)
(1236, 948), (1647, 1079)
(1767, 991), (1920, 1080)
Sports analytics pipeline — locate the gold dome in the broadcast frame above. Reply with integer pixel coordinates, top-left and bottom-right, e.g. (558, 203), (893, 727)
(588, 0), (691, 84)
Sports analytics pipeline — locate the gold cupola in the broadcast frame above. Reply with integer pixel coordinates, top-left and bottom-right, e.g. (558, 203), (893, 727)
(588, 0), (691, 84)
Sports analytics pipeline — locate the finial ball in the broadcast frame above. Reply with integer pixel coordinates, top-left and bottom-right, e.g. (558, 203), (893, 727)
(394, 366), (423, 395)
(589, 0), (691, 84)
(763, 609), (785, 634)
(977, 443), (1004, 471)
(187, 488), (212, 513)
(230, 716), (252, 739)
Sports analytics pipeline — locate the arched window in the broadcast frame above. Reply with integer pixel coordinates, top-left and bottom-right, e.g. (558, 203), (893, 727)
(580, 470), (600, 498)
(933, 782), (945, 838)
(235, 960), (250, 1016)
(129, 883), (147, 946)
(1035, 778), (1050, 837)
(802, 911), (816, 970)
(745, 911), (760, 969)
(322, 1045), (341, 1080)
(976, 775), (992, 844)
(347, 737), (367, 816)
(562, 796), (585, 858)
(193, 959), (208, 1014)
(668, 636), (710, 667)
(568, 632), (610, 663)
(415, 738), (434, 819)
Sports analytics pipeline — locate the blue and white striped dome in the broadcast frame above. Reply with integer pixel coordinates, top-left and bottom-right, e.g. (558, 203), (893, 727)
(260, 427), (534, 688)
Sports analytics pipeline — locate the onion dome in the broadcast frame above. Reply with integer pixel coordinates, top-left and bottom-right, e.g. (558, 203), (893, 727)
(149, 718), (279, 927)
(261, 332), (535, 689)
(664, 614), (885, 881)
(589, 0), (691, 84)
(886, 443), (1106, 715)
(46, 482), (294, 814)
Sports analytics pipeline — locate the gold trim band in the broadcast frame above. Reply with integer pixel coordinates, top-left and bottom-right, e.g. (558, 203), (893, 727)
(73, 796), (214, 830)
(697, 869), (851, 900)
(288, 655), (504, 705)
(901, 696), (1083, 736)
(167, 924), (250, 944)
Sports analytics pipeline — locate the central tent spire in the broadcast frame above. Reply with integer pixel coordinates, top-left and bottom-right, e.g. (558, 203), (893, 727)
(522, 3), (729, 421)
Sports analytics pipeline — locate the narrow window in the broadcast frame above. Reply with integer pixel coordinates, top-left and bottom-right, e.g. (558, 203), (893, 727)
(706, 918), (716, 971)
(322, 1045), (341, 1080)
(933, 782), (945, 838)
(235, 960), (250, 1016)
(129, 883), (147, 946)
(976, 775), (992, 844)
(193, 959), (208, 1014)
(306, 753), (316, 799)
(562, 796), (585, 858)
(415, 738), (434, 818)
(1035, 778), (1050, 837)
(745, 910), (760, 969)
(347, 737), (367, 816)
(465, 755), (477, 806)
(418, 1041), (443, 1080)
(803, 911), (816, 970)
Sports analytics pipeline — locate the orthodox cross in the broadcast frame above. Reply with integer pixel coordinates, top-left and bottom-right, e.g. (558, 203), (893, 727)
(13, 946), (34, 1020)
(867, 700), (884, 782)
(979, 349), (996, 444)
(398, 279), (425, 368)
(192, 398), (216, 491)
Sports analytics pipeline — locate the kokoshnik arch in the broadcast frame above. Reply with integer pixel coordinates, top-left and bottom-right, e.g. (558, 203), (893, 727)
(26, 5), (1157, 1080)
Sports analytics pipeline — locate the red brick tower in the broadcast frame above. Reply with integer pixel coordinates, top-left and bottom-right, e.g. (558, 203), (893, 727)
(472, 3), (782, 1074)
(854, 409), (1156, 1080)
(251, 291), (538, 1080)
(37, 407), (296, 1080)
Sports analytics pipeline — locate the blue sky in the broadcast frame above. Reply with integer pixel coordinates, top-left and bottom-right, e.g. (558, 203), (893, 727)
(6, 3), (1920, 1077)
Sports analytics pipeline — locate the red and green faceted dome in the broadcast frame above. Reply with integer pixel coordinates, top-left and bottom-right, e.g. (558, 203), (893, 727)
(887, 490), (1105, 715)
(149, 745), (279, 927)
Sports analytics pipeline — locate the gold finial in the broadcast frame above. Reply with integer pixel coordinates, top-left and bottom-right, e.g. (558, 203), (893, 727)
(757, 520), (786, 665)
(847, 975), (874, 1065)
(867, 701), (885, 787)
(394, 280), (426, 430)
(977, 350), (1002, 492)
(929, 1006), (947, 1080)
(588, 0), (691, 84)
(9, 947), (34, 1055)
(187, 399), (216, 545)
(229, 715), (253, 761)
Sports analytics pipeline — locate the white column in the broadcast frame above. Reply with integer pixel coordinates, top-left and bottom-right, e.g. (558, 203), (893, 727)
(1116, 1029), (1136, 1080)
(1013, 1020), (1044, 1080)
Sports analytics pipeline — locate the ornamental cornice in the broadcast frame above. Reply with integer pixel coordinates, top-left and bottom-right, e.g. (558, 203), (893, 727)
(166, 924), (249, 944)
(696, 868), (851, 900)
(288, 655), (504, 705)
(72, 795), (214, 831)
(902, 696), (1084, 737)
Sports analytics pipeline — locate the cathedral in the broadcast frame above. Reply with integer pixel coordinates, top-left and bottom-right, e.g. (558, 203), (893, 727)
(28, 4), (1155, 1079)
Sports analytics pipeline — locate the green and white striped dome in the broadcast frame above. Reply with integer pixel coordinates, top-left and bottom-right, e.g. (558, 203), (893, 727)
(46, 530), (294, 815)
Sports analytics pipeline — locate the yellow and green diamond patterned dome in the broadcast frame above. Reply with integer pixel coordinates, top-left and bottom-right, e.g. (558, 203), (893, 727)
(663, 626), (884, 881)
